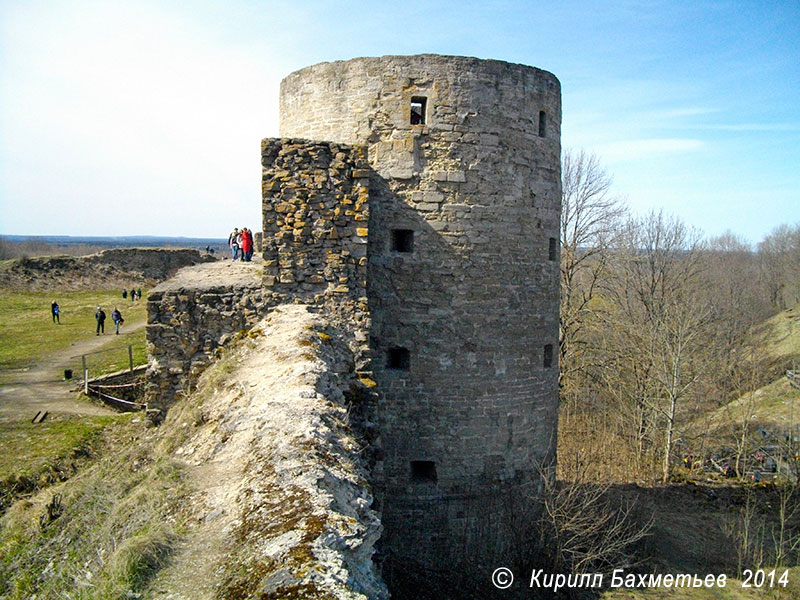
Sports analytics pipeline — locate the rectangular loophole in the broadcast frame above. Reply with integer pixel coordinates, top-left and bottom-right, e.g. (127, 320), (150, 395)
(543, 344), (553, 368)
(387, 347), (410, 371)
(411, 460), (437, 483)
(548, 237), (557, 261)
(411, 97), (427, 125)
(391, 229), (414, 253)
(538, 111), (546, 137)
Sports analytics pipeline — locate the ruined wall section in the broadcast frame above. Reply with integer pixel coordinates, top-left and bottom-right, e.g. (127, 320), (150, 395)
(280, 54), (562, 574)
(261, 138), (372, 370)
(144, 276), (262, 414)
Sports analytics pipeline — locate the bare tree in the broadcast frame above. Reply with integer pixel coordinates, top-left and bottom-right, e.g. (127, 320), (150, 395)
(535, 458), (652, 574)
(609, 210), (708, 483)
(758, 224), (800, 310)
(559, 150), (627, 393)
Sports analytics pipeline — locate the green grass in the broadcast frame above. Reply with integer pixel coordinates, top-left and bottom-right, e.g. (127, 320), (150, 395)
(81, 339), (149, 377)
(697, 378), (800, 434)
(0, 289), (148, 377)
(0, 414), (123, 483)
(688, 304), (800, 441)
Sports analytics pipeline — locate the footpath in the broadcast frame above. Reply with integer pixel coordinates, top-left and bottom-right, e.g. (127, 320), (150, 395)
(0, 320), (146, 422)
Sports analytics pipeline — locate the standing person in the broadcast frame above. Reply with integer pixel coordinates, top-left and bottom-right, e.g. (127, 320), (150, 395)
(111, 307), (124, 335)
(95, 306), (106, 335)
(228, 228), (240, 261)
(130, 288), (136, 301)
(137, 287), (142, 300)
(122, 289), (127, 299)
(241, 227), (253, 262)
(51, 300), (60, 324)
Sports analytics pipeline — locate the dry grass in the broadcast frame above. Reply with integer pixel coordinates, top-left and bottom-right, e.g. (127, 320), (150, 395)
(0, 414), (189, 599)
(697, 379), (800, 435)
(756, 305), (800, 365)
(0, 414), (124, 515)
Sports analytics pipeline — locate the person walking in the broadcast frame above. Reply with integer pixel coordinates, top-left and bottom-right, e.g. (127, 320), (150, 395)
(95, 306), (106, 335)
(228, 228), (240, 261)
(51, 300), (60, 324)
(111, 307), (124, 335)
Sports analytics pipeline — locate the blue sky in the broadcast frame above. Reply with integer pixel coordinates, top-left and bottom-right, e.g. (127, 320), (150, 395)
(1, 0), (798, 243)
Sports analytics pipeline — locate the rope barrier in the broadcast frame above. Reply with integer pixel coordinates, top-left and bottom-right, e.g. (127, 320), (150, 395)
(91, 381), (144, 389)
(87, 386), (145, 411)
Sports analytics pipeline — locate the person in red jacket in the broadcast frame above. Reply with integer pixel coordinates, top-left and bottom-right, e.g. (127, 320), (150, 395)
(241, 227), (253, 262)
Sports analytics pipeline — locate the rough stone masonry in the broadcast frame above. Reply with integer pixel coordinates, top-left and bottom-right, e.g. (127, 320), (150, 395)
(277, 55), (561, 583)
(146, 54), (561, 592)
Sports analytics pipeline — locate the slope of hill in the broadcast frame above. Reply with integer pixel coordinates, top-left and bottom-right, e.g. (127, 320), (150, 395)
(755, 304), (800, 367)
(684, 303), (800, 475)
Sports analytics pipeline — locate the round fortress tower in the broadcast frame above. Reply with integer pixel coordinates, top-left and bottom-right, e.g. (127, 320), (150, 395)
(280, 55), (561, 582)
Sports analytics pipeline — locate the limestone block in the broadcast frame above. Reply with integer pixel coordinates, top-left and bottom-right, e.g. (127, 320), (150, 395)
(447, 171), (467, 183)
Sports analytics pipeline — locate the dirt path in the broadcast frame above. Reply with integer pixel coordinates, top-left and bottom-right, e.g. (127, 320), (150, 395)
(0, 319), (147, 421)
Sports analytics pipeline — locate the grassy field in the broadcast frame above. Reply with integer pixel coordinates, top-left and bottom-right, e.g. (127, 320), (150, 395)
(698, 378), (800, 433)
(686, 303), (800, 443)
(0, 289), (148, 379)
(0, 288), (150, 518)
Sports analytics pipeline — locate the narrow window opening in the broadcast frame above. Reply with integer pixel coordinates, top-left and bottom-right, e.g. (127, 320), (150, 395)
(548, 237), (557, 261)
(391, 229), (414, 253)
(411, 97), (427, 125)
(538, 111), (546, 137)
(387, 347), (410, 371)
(543, 344), (554, 368)
(411, 460), (437, 483)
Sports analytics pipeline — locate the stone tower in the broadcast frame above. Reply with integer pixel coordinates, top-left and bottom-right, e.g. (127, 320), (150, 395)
(277, 54), (561, 585)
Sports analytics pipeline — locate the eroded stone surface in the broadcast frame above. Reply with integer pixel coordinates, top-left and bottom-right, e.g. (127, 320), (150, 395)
(278, 54), (561, 574)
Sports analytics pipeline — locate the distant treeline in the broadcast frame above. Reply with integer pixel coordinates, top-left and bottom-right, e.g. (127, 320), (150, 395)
(0, 236), (228, 260)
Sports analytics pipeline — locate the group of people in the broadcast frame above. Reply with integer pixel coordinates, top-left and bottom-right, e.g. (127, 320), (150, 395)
(122, 288), (142, 300)
(228, 227), (254, 262)
(49, 300), (125, 336)
(95, 306), (125, 335)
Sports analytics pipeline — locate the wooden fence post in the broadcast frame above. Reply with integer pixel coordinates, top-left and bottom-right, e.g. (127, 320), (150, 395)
(82, 355), (88, 394)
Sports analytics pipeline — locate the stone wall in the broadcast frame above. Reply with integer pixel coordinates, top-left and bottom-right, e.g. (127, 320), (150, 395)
(145, 53), (561, 595)
(147, 137), (376, 416)
(144, 268), (263, 414)
(280, 54), (562, 581)
(261, 138), (372, 369)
